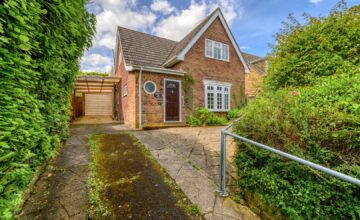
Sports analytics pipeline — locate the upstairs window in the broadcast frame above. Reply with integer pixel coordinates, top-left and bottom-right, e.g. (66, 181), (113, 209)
(205, 39), (229, 61)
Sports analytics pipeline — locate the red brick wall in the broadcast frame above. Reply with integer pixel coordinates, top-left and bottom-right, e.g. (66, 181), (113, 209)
(138, 71), (184, 127)
(245, 66), (263, 98)
(172, 17), (246, 117)
(114, 44), (137, 127)
(116, 17), (246, 127)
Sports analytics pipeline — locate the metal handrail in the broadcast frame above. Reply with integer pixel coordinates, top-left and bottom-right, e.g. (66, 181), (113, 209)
(218, 119), (360, 197)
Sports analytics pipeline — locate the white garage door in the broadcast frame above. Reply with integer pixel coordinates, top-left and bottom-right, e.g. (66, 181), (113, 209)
(85, 94), (113, 116)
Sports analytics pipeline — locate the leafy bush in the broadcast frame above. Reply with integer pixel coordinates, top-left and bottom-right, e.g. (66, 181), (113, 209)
(234, 3), (360, 219)
(78, 71), (109, 77)
(227, 108), (243, 120)
(265, 2), (359, 90)
(0, 0), (95, 218)
(188, 108), (227, 126)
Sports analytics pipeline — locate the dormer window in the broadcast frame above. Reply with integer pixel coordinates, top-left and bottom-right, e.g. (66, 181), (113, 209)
(205, 39), (229, 61)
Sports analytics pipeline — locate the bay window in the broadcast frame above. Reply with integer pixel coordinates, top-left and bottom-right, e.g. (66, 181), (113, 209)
(204, 80), (231, 111)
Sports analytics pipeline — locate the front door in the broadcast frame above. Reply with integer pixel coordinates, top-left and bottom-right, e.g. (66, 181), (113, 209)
(164, 80), (180, 122)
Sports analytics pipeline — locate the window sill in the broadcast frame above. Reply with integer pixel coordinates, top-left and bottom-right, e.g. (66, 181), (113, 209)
(205, 56), (229, 62)
(207, 109), (230, 112)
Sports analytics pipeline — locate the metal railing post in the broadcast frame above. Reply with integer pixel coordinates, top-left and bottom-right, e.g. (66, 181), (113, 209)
(220, 131), (228, 197)
(217, 131), (224, 193)
(216, 118), (360, 197)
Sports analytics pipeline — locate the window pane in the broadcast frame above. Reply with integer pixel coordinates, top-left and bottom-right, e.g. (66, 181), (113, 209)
(205, 40), (212, 57)
(222, 44), (228, 60)
(225, 94), (229, 110)
(214, 47), (221, 59)
(207, 92), (214, 109)
(144, 81), (156, 94)
(217, 86), (222, 91)
(224, 87), (229, 93)
(217, 93), (222, 109)
(207, 85), (213, 91)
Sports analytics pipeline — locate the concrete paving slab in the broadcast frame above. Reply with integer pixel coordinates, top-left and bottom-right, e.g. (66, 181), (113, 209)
(134, 127), (260, 220)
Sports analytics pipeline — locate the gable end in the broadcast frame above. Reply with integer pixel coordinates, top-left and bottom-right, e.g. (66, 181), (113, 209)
(164, 9), (250, 73)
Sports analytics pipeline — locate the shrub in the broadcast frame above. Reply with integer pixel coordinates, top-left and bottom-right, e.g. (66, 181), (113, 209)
(188, 108), (227, 126)
(227, 108), (243, 120)
(265, 2), (359, 90)
(234, 3), (360, 219)
(78, 71), (109, 77)
(0, 0), (95, 217)
(235, 74), (360, 219)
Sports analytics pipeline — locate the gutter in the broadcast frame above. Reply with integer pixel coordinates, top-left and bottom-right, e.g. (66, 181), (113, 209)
(126, 65), (185, 76)
(162, 56), (180, 67)
(138, 66), (143, 129)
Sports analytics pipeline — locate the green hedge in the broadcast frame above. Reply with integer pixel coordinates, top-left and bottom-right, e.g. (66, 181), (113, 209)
(188, 108), (228, 126)
(234, 3), (360, 219)
(0, 0), (95, 218)
(235, 74), (360, 219)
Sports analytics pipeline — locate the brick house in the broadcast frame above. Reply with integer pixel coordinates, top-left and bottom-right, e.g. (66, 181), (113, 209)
(113, 8), (255, 128)
(242, 53), (267, 98)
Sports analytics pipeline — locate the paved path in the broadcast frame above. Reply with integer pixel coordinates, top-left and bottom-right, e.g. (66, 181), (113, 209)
(17, 124), (131, 220)
(18, 124), (258, 220)
(135, 127), (259, 220)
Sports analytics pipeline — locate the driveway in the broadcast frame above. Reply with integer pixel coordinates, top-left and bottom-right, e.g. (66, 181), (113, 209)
(135, 127), (259, 220)
(17, 124), (132, 219)
(135, 127), (238, 185)
(18, 124), (258, 220)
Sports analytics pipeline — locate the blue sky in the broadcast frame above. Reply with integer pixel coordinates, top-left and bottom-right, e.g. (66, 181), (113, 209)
(81, 0), (359, 72)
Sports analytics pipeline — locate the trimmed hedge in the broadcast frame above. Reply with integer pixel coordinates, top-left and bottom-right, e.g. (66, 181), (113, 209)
(0, 0), (95, 218)
(234, 3), (360, 219)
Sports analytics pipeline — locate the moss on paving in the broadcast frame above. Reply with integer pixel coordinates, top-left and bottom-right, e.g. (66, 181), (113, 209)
(88, 133), (203, 219)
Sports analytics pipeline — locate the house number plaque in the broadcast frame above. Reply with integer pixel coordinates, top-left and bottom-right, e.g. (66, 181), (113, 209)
(154, 91), (163, 105)
(154, 92), (162, 99)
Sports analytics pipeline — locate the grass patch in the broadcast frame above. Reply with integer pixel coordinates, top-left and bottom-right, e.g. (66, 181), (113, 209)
(88, 133), (203, 219)
(87, 134), (112, 219)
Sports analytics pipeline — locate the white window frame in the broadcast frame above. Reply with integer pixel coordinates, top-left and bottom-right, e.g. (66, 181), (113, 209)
(123, 84), (127, 97)
(143, 81), (157, 95)
(205, 39), (229, 62)
(204, 80), (231, 112)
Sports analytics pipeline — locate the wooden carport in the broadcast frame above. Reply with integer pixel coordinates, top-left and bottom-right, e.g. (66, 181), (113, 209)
(71, 75), (121, 121)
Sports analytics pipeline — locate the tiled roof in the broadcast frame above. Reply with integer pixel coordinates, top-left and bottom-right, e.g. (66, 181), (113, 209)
(241, 52), (262, 63)
(118, 27), (177, 68)
(117, 9), (219, 68)
(164, 8), (219, 63)
(242, 52), (267, 74)
(117, 8), (255, 72)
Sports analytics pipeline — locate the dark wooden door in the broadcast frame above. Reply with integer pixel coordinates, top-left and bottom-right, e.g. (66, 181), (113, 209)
(74, 96), (84, 117)
(165, 80), (180, 121)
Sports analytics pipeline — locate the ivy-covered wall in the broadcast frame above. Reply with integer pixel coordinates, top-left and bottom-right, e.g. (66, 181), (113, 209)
(0, 0), (95, 218)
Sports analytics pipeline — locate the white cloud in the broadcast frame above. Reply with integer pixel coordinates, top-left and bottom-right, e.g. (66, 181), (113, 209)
(88, 0), (156, 49)
(154, 0), (242, 41)
(81, 0), (243, 72)
(154, 1), (208, 40)
(81, 53), (113, 73)
(309, 0), (323, 3)
(151, 0), (176, 15)
(81, 0), (157, 71)
(240, 46), (250, 51)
